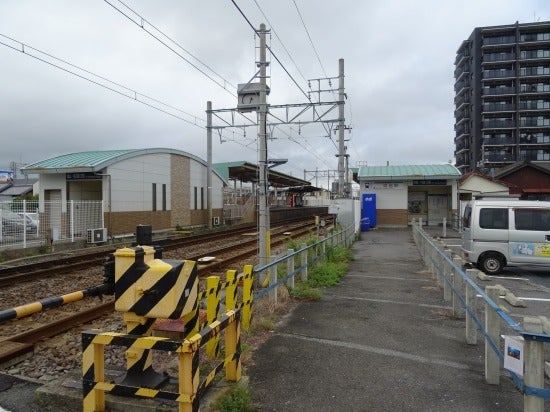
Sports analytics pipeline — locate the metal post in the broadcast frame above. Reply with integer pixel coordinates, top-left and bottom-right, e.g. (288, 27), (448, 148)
(485, 285), (501, 384)
(269, 255), (277, 303)
(524, 317), (544, 412)
(207, 101), (213, 229)
(286, 249), (294, 289)
(300, 243), (308, 281)
(258, 23), (269, 270)
(452, 256), (465, 318)
(442, 217), (447, 238)
(465, 269), (478, 345)
(337, 58), (345, 197)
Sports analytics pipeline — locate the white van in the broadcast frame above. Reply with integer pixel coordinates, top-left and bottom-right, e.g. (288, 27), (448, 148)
(462, 200), (550, 274)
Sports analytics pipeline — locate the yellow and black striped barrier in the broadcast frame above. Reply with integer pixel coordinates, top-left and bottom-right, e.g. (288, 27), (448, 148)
(113, 246), (198, 388)
(0, 283), (111, 323)
(82, 309), (242, 412)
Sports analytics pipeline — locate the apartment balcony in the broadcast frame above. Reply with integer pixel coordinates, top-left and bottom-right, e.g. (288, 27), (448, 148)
(455, 100), (470, 113)
(482, 135), (515, 145)
(519, 101), (550, 111)
(455, 141), (470, 154)
(482, 119), (515, 129)
(519, 150), (550, 161)
(482, 86), (516, 96)
(482, 103), (516, 112)
(520, 50), (550, 60)
(482, 36), (516, 46)
(520, 32), (550, 43)
(482, 52), (516, 63)
(520, 118), (550, 127)
(454, 80), (470, 93)
(483, 152), (516, 163)
(454, 64), (470, 79)
(454, 123), (470, 137)
(520, 84), (550, 94)
(482, 69), (516, 79)
(520, 133), (550, 144)
(520, 66), (550, 77)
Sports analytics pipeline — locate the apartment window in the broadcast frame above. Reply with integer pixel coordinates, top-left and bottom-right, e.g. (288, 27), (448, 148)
(194, 187), (198, 210)
(152, 183), (157, 211)
(162, 184), (167, 211)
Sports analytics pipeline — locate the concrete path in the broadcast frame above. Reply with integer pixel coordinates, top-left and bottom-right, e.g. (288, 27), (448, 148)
(249, 229), (534, 412)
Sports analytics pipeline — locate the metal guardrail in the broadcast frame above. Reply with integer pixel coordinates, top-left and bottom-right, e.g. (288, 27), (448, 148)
(412, 220), (550, 412)
(252, 224), (355, 303)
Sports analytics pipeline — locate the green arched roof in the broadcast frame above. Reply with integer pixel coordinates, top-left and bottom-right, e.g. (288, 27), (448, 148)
(22, 148), (226, 182)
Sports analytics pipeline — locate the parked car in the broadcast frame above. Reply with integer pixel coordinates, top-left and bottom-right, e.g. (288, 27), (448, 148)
(462, 200), (550, 274)
(18, 212), (39, 232)
(1, 210), (37, 235)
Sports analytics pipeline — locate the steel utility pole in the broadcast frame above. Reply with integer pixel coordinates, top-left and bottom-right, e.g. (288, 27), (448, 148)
(207, 101), (213, 229)
(337, 58), (346, 197)
(258, 23), (269, 269)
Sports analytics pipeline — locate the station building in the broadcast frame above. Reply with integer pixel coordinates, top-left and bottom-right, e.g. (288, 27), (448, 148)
(358, 164), (461, 227)
(22, 148), (227, 238)
(21, 150), (324, 243)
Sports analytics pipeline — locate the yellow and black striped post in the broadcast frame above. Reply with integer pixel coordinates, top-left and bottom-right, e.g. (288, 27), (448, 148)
(113, 246), (198, 388)
(206, 275), (221, 358)
(242, 265), (254, 330)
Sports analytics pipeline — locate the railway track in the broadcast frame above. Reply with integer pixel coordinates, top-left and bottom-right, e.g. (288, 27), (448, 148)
(0, 217), (329, 287)
(0, 217), (330, 366)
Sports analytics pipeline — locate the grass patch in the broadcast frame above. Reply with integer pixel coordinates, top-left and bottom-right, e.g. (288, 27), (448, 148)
(210, 381), (257, 412)
(289, 282), (322, 300)
(307, 245), (352, 288)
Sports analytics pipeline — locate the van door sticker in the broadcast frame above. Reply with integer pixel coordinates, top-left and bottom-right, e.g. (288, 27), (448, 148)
(511, 242), (550, 257)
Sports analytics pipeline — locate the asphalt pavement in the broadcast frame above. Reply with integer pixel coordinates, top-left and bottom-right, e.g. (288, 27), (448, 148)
(248, 229), (544, 412)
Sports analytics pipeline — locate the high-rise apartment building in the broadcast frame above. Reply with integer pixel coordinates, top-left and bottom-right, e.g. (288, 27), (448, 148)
(454, 21), (550, 174)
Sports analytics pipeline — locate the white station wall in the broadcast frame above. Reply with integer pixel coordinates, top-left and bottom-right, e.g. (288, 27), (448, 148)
(189, 159), (223, 209)
(109, 153), (171, 212)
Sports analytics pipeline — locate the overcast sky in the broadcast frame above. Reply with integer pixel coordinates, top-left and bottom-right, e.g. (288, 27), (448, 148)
(1, 1), (548, 184)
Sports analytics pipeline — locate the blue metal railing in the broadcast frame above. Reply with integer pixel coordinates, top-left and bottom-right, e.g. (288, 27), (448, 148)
(253, 224), (354, 300)
(412, 222), (550, 407)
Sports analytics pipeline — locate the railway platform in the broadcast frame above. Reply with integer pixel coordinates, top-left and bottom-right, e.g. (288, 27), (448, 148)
(247, 229), (546, 411)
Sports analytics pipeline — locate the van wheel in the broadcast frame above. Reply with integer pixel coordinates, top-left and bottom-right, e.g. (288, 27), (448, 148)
(478, 253), (504, 275)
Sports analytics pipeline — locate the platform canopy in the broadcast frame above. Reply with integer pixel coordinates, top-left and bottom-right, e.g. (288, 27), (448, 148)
(213, 161), (310, 188)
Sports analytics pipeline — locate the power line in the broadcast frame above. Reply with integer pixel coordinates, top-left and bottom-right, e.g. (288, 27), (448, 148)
(104, 0), (237, 97)
(252, 0), (308, 84)
(229, 0), (310, 101)
(292, 0), (328, 78)
(0, 33), (205, 127)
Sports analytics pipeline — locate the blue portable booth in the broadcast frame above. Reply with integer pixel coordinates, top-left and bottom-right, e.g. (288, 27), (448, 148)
(361, 194), (376, 231)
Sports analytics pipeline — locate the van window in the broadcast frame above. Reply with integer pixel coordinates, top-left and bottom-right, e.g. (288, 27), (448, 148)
(479, 208), (508, 229)
(514, 209), (550, 231)
(463, 206), (472, 228)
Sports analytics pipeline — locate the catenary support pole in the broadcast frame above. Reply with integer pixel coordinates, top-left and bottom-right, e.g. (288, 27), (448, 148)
(207, 101), (213, 229)
(258, 23), (269, 270)
(337, 58), (345, 197)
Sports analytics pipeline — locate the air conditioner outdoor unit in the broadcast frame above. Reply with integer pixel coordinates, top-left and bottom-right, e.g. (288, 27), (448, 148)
(212, 217), (220, 226)
(87, 228), (107, 244)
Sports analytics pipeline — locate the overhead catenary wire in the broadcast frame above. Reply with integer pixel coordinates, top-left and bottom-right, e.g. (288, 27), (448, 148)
(292, 0), (328, 79)
(252, 0), (308, 85)
(229, 1), (340, 171)
(0, 33), (205, 127)
(104, 0), (237, 97)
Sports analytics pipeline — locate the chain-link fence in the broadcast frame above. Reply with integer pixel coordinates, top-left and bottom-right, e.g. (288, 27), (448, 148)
(0, 200), (104, 250)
